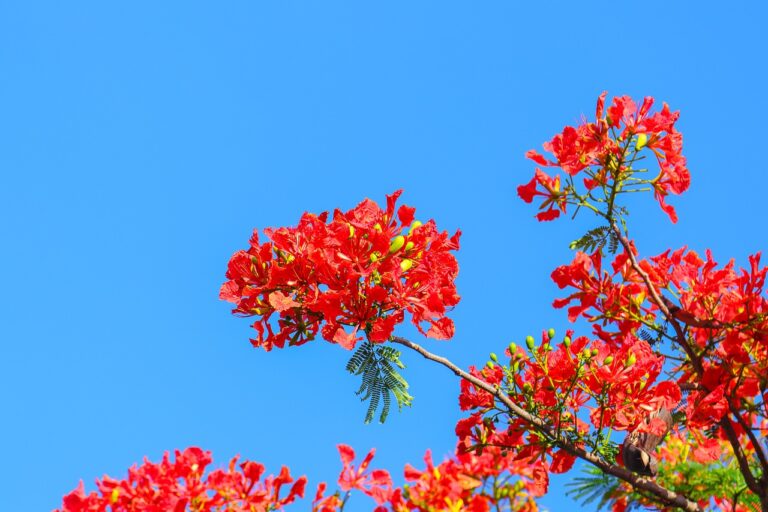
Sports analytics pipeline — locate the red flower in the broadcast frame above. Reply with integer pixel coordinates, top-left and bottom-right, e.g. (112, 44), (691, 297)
(517, 168), (569, 221)
(337, 445), (393, 505)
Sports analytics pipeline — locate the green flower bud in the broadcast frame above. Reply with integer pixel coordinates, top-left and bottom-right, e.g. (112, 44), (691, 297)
(591, 348), (599, 357)
(486, 360), (495, 369)
(563, 336), (571, 348)
(404, 241), (415, 251)
(635, 133), (648, 150)
(400, 258), (413, 271)
(410, 220), (423, 232)
(370, 253), (379, 263)
(490, 352), (498, 362)
(512, 361), (520, 373)
(603, 355), (614, 365)
(625, 353), (637, 367)
(508, 342), (517, 354)
(525, 335), (536, 351)
(582, 348), (592, 359)
(374, 223), (382, 232)
(547, 328), (556, 340)
(389, 235), (406, 254)
(523, 382), (533, 393)
(348, 224), (355, 238)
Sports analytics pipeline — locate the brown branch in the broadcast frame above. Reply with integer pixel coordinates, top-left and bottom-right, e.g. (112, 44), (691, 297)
(610, 224), (764, 497)
(717, 417), (763, 496)
(391, 336), (704, 512)
(728, 397), (768, 481)
(610, 224), (701, 374)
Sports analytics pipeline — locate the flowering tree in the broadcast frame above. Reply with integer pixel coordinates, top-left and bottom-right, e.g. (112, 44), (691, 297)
(58, 94), (767, 511)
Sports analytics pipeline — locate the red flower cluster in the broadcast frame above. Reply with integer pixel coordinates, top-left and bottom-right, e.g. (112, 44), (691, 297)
(455, 328), (682, 487)
(551, 245), (768, 430)
(220, 191), (461, 350)
(519, 93), (689, 222)
(388, 447), (540, 512)
(56, 447), (307, 512)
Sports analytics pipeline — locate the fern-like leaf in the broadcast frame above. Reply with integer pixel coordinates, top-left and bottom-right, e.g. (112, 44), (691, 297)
(569, 226), (621, 255)
(346, 340), (413, 423)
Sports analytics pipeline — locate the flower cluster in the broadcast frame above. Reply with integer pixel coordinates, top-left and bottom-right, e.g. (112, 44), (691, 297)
(388, 447), (541, 512)
(550, 245), (768, 431)
(56, 447), (307, 512)
(518, 93), (689, 222)
(220, 190), (461, 351)
(455, 328), (683, 490)
(316, 443), (542, 512)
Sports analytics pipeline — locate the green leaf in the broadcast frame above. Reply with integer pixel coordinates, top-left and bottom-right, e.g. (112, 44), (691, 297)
(569, 225), (621, 255)
(346, 340), (414, 423)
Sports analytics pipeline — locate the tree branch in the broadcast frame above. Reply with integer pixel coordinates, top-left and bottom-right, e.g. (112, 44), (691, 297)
(391, 336), (704, 512)
(610, 224), (764, 497)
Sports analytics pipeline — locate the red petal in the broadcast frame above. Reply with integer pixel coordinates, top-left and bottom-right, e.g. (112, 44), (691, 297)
(426, 317), (454, 340)
(268, 291), (300, 312)
(526, 150), (553, 166)
(337, 444), (355, 466)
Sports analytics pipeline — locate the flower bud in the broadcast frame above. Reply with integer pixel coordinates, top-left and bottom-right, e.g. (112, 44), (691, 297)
(525, 335), (536, 351)
(410, 220), (423, 232)
(490, 352), (498, 362)
(374, 223), (382, 232)
(389, 235), (406, 253)
(563, 336), (571, 348)
(404, 241), (415, 251)
(603, 355), (614, 365)
(635, 133), (648, 150)
(370, 253), (379, 263)
(523, 382), (533, 394)
(508, 342), (517, 354)
(591, 348), (599, 357)
(400, 258), (413, 271)
(110, 489), (119, 504)
(547, 328), (556, 340)
(348, 224), (355, 238)
(625, 353), (637, 367)
(486, 360), (495, 369)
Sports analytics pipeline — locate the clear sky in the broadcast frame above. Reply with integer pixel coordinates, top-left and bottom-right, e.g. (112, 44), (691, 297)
(1, 1), (766, 510)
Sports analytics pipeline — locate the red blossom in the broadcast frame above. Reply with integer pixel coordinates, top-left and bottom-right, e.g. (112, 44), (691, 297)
(337, 445), (393, 505)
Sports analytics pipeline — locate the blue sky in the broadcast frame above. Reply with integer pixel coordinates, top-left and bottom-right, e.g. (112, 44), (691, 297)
(1, 1), (766, 510)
